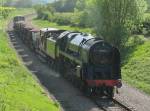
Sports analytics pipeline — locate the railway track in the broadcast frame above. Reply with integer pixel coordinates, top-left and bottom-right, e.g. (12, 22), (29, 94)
(8, 15), (138, 111)
(92, 96), (136, 111)
(8, 29), (136, 111)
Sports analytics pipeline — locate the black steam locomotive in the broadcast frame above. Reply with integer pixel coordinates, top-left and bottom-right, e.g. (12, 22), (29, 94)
(13, 16), (122, 97)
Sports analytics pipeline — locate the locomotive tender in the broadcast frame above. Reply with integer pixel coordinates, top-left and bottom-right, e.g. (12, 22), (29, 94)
(13, 16), (122, 97)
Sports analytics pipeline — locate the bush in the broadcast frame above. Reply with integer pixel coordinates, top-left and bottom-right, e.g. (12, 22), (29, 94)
(34, 3), (89, 27)
(54, 13), (72, 25)
(121, 35), (146, 66)
(0, 7), (16, 18)
(34, 3), (91, 28)
(36, 11), (87, 27)
(132, 13), (150, 35)
(127, 35), (146, 47)
(142, 13), (150, 35)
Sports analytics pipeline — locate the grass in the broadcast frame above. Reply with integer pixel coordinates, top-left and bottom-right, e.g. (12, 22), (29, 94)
(0, 9), (59, 111)
(122, 35), (150, 94)
(32, 19), (94, 34)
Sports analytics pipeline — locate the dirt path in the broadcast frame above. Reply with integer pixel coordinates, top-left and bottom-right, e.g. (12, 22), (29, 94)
(7, 15), (150, 111)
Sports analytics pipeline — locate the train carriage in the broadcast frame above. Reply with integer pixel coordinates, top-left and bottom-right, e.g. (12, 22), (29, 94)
(22, 26), (33, 45)
(31, 28), (40, 51)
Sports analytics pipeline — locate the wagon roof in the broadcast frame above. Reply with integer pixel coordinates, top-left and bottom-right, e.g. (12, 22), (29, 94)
(40, 28), (59, 32)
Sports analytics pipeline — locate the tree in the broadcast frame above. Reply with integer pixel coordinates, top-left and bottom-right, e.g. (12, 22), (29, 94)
(34, 4), (55, 20)
(146, 0), (150, 11)
(15, 0), (32, 8)
(87, 0), (147, 48)
(46, 3), (55, 14)
(75, 0), (86, 11)
(52, 0), (77, 12)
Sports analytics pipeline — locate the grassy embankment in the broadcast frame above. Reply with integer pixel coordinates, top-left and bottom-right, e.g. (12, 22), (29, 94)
(0, 9), (59, 111)
(33, 19), (93, 34)
(33, 18), (150, 95)
(122, 36), (150, 94)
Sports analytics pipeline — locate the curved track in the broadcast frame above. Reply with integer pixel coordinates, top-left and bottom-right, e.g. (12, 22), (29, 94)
(7, 14), (136, 111)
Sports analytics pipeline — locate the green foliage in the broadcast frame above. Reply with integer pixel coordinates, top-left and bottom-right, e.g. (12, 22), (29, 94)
(34, 6), (89, 27)
(121, 35), (146, 64)
(122, 36), (150, 94)
(0, 9), (59, 111)
(142, 13), (150, 35)
(75, 0), (86, 11)
(0, 31), (59, 111)
(33, 19), (93, 34)
(54, 13), (73, 25)
(53, 12), (84, 26)
(34, 4), (55, 20)
(54, 0), (149, 47)
(34, 0), (148, 48)
(52, 0), (77, 12)
(86, 0), (147, 48)
(144, 13), (150, 22)
(0, 7), (16, 19)
(146, 0), (150, 11)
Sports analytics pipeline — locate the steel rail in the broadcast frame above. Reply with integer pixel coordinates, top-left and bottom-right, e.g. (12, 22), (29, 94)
(91, 97), (135, 111)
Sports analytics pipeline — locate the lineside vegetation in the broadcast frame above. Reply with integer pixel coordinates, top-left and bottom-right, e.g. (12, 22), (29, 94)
(34, 0), (147, 48)
(0, 7), (16, 18)
(0, 9), (60, 111)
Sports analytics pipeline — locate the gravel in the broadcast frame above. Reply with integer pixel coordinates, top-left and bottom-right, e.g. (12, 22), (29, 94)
(115, 83), (150, 111)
